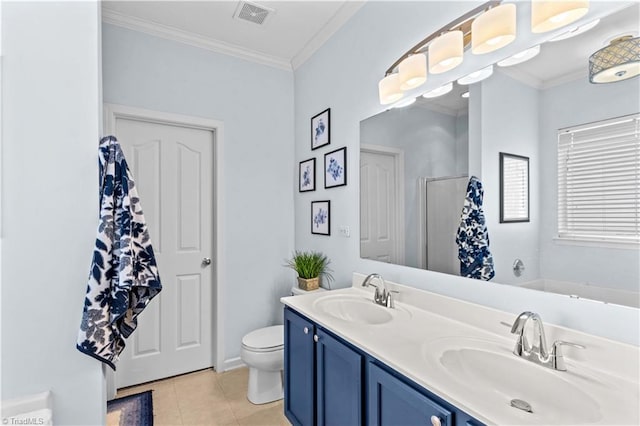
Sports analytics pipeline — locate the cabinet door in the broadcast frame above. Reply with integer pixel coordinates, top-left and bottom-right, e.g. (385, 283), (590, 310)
(368, 363), (452, 426)
(284, 308), (316, 426)
(316, 329), (364, 426)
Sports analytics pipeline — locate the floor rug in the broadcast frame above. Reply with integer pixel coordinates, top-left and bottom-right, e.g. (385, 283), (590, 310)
(107, 390), (153, 426)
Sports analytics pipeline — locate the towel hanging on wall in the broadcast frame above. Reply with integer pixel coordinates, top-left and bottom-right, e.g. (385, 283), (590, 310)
(77, 136), (162, 370)
(455, 176), (495, 281)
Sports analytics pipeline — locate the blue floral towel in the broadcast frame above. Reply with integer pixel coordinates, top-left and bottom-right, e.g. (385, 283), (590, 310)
(77, 136), (162, 370)
(455, 176), (495, 281)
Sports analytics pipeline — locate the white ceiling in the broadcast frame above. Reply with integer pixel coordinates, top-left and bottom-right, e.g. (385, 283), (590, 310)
(102, 0), (365, 70)
(501, 2), (640, 88)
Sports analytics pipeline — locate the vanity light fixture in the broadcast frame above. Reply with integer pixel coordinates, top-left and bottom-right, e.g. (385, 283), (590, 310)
(399, 53), (427, 90)
(498, 45), (541, 67)
(458, 65), (494, 85)
(531, 0), (589, 34)
(548, 19), (600, 42)
(472, 3), (517, 54)
(378, 73), (403, 105)
(422, 82), (454, 99)
(378, 1), (511, 105)
(429, 31), (464, 74)
(461, 91), (470, 98)
(589, 35), (640, 83)
(392, 97), (417, 108)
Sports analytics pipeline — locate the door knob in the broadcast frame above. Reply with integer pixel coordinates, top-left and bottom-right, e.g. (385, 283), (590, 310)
(202, 257), (212, 266)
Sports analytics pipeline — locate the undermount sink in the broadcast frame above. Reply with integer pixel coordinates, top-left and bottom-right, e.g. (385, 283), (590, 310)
(312, 294), (410, 325)
(422, 337), (604, 425)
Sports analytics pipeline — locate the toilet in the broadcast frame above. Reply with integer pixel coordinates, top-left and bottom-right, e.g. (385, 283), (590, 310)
(241, 325), (285, 404)
(240, 286), (326, 404)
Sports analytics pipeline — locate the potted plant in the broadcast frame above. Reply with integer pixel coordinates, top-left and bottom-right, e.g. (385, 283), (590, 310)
(285, 250), (333, 291)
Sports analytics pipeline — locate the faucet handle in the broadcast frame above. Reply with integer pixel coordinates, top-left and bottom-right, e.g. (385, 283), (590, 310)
(551, 340), (585, 371)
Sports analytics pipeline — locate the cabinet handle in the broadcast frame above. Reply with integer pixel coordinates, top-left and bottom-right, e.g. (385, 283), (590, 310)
(314, 335), (319, 343)
(430, 415), (442, 426)
(303, 327), (309, 334)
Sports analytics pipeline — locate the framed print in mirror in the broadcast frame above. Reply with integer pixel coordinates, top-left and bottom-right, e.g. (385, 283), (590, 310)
(324, 147), (347, 188)
(311, 108), (330, 150)
(500, 152), (530, 223)
(299, 158), (316, 192)
(311, 200), (330, 235)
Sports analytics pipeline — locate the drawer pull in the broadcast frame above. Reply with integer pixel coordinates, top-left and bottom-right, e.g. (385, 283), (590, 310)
(430, 415), (442, 426)
(303, 327), (309, 334)
(314, 335), (319, 343)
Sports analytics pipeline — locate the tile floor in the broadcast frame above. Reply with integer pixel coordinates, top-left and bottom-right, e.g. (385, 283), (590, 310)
(111, 367), (291, 426)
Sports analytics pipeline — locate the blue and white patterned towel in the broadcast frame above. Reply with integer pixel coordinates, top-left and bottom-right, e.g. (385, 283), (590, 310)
(77, 136), (162, 370)
(455, 176), (495, 281)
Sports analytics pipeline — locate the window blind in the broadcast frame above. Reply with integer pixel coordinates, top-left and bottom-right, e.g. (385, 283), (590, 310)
(557, 113), (640, 243)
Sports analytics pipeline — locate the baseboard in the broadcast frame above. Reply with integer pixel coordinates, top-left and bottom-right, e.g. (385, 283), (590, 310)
(220, 357), (246, 372)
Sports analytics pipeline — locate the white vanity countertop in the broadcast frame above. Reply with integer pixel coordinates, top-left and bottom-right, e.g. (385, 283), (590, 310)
(281, 273), (640, 425)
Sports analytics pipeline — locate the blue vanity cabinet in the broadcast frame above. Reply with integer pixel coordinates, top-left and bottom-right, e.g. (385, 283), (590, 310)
(284, 307), (316, 426)
(316, 328), (364, 425)
(368, 362), (452, 426)
(284, 307), (365, 426)
(284, 307), (482, 426)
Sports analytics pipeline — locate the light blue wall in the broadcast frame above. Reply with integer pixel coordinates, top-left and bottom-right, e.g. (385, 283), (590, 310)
(1, 2), (104, 424)
(475, 70), (541, 285)
(102, 24), (295, 365)
(293, 1), (639, 345)
(539, 76), (640, 291)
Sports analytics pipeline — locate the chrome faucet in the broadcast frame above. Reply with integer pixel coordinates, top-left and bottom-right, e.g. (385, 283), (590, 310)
(510, 311), (585, 371)
(361, 273), (394, 308)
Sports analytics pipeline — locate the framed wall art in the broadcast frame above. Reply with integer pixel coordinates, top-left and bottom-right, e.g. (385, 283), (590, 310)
(500, 152), (530, 223)
(299, 158), (316, 192)
(324, 147), (347, 188)
(311, 200), (330, 235)
(311, 108), (330, 150)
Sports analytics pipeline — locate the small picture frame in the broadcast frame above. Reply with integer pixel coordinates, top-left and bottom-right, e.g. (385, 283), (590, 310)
(500, 152), (530, 223)
(311, 108), (330, 150)
(299, 158), (316, 192)
(311, 200), (330, 236)
(324, 147), (347, 188)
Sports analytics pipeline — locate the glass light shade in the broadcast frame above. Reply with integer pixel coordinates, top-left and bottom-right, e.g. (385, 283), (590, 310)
(378, 74), (403, 105)
(422, 82), (454, 99)
(458, 65), (494, 85)
(472, 4), (517, 54)
(399, 53), (427, 91)
(392, 97), (417, 108)
(549, 19), (599, 42)
(429, 31), (464, 74)
(498, 45), (541, 67)
(589, 36), (640, 83)
(531, 1), (589, 34)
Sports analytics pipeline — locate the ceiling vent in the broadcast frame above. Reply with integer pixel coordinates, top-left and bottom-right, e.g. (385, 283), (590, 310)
(233, 1), (274, 26)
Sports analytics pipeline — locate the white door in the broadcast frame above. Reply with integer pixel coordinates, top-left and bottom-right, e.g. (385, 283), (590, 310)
(360, 148), (403, 264)
(115, 118), (215, 387)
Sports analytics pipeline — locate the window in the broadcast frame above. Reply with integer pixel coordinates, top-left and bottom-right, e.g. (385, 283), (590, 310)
(557, 113), (640, 244)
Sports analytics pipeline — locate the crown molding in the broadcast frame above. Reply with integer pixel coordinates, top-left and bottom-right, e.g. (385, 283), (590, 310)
(102, 8), (293, 71)
(291, 1), (366, 70)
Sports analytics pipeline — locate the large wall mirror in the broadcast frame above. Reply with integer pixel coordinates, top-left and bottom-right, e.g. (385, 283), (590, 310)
(360, 3), (640, 308)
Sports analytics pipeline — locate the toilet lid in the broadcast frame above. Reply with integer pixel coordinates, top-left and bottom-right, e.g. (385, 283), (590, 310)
(242, 325), (284, 350)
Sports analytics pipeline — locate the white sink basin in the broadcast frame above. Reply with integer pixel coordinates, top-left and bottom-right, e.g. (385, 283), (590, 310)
(312, 294), (410, 325)
(423, 337), (604, 425)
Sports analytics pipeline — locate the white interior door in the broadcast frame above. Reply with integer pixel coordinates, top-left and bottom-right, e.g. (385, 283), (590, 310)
(360, 148), (403, 264)
(115, 117), (215, 388)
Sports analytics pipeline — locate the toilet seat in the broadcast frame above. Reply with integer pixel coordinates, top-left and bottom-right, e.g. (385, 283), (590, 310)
(242, 325), (284, 352)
